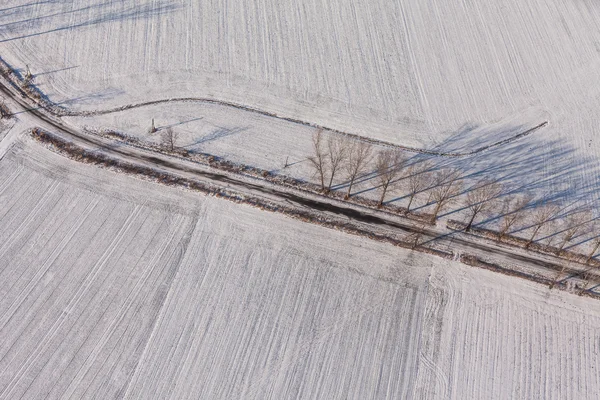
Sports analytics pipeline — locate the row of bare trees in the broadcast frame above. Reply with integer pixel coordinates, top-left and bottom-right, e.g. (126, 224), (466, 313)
(308, 129), (464, 222)
(307, 130), (600, 262)
(308, 129), (373, 197)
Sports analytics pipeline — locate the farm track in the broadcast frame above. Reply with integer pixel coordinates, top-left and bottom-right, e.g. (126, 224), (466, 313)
(56, 97), (548, 157)
(0, 70), (597, 298)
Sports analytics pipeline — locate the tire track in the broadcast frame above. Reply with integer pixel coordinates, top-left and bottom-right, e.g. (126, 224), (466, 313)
(0, 187), (80, 309)
(29, 205), (157, 399)
(63, 214), (187, 400)
(0, 197), (99, 333)
(0, 202), (142, 399)
(0, 179), (59, 264)
(0, 163), (22, 195)
(119, 216), (200, 400)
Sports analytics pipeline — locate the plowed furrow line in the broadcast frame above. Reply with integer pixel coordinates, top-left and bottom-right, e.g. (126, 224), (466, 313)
(0, 198), (99, 332)
(62, 214), (185, 400)
(0, 203), (143, 399)
(0, 180), (60, 265)
(75, 216), (188, 400)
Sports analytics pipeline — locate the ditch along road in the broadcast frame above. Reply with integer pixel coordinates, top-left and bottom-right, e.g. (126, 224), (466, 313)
(1, 76), (598, 296)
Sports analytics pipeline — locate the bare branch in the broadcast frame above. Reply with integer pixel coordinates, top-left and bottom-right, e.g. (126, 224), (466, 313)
(464, 180), (503, 231)
(557, 208), (592, 253)
(375, 149), (405, 207)
(407, 223), (427, 249)
(326, 136), (349, 192)
(587, 235), (600, 264)
(430, 168), (462, 223)
(405, 161), (433, 212)
(160, 127), (179, 152)
(343, 140), (373, 199)
(307, 129), (329, 191)
(22, 65), (34, 87)
(526, 201), (561, 248)
(497, 193), (533, 240)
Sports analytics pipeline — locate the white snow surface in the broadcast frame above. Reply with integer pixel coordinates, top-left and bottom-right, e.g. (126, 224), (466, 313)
(2, 0), (600, 205)
(2, 0), (600, 150)
(0, 136), (599, 399)
(2, 1), (600, 397)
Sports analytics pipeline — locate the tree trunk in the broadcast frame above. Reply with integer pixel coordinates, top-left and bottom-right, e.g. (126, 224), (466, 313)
(319, 171), (325, 192)
(430, 202), (442, 223)
(406, 194), (414, 213)
(378, 184), (388, 208)
(465, 212), (477, 232)
(327, 171), (336, 192)
(526, 226), (541, 248)
(345, 176), (355, 200)
(498, 227), (508, 241)
(411, 233), (421, 249)
(558, 236), (570, 253)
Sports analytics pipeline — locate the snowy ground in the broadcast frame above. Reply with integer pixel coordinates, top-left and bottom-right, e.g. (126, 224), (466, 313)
(3, 1), (600, 397)
(0, 132), (599, 400)
(2, 0), (599, 206)
(2, 0), (600, 150)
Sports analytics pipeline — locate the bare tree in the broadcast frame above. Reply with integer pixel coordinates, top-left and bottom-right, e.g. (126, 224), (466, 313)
(578, 272), (592, 295)
(463, 180), (503, 231)
(429, 169), (462, 223)
(497, 193), (533, 240)
(405, 161), (432, 213)
(22, 65), (33, 87)
(407, 223), (427, 249)
(308, 129), (328, 191)
(160, 127), (179, 152)
(526, 201), (561, 248)
(375, 149), (405, 208)
(550, 262), (569, 290)
(556, 209), (591, 253)
(343, 140), (372, 199)
(326, 136), (349, 192)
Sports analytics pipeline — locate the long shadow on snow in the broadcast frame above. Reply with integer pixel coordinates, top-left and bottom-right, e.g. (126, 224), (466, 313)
(0, 0), (182, 43)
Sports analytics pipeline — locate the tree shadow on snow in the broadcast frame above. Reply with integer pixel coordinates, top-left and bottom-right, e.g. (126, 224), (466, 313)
(185, 126), (249, 153)
(0, 0), (182, 43)
(340, 120), (600, 235)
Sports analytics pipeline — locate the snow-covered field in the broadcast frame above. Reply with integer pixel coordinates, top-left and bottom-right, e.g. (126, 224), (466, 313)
(0, 136), (599, 399)
(3, 1), (600, 398)
(2, 0), (600, 205)
(2, 0), (600, 148)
